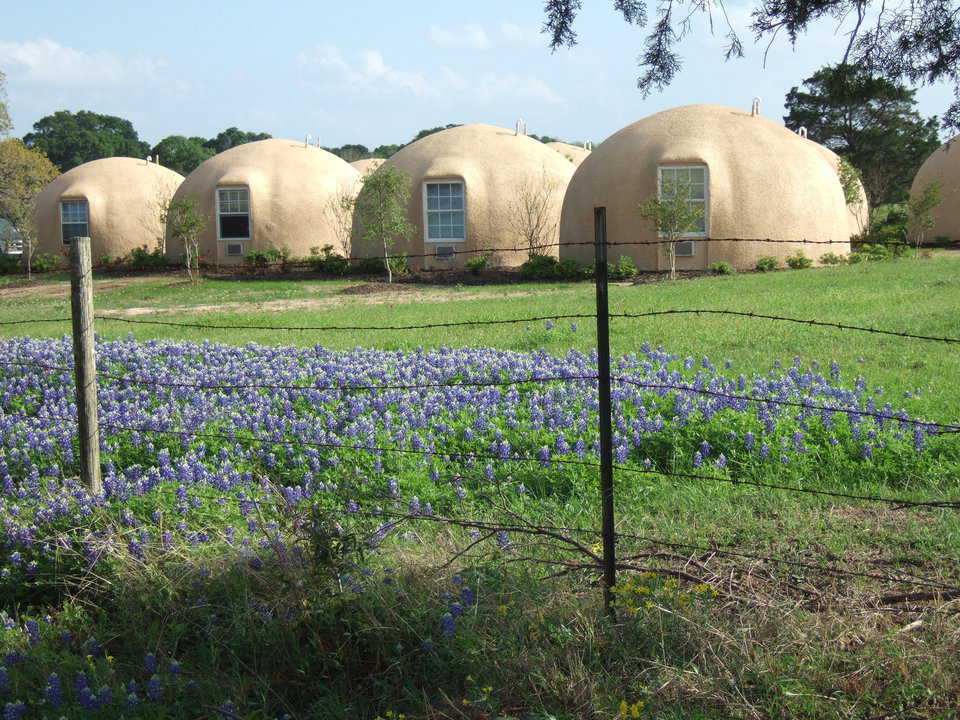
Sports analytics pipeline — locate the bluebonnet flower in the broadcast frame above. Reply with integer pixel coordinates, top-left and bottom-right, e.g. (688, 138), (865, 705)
(144, 652), (158, 673)
(44, 673), (63, 707)
(3, 702), (25, 720)
(715, 454), (727, 469)
(0, 668), (8, 692)
(440, 612), (456, 638)
(147, 675), (163, 701)
(692, 451), (704, 468)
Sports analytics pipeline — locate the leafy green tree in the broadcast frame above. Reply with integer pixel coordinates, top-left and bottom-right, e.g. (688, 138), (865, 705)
(326, 144), (370, 162)
(203, 127), (271, 154)
(906, 181), (943, 254)
(637, 177), (704, 280)
(0, 139), (59, 277)
(355, 166), (413, 283)
(372, 144), (403, 158)
(784, 64), (941, 206)
(23, 110), (150, 171)
(540, 1), (960, 132)
(163, 198), (208, 284)
(0, 71), (12, 137)
(150, 136), (213, 175)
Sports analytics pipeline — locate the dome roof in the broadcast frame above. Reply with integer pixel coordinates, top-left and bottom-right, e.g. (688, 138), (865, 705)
(366, 123), (576, 267)
(546, 141), (591, 166)
(168, 139), (360, 261)
(910, 136), (960, 243)
(560, 104), (850, 269)
(351, 158), (385, 174)
(34, 156), (184, 258)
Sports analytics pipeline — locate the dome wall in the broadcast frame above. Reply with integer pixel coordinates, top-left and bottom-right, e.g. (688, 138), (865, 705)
(807, 140), (870, 241)
(910, 136), (959, 244)
(34, 157), (184, 260)
(354, 124), (575, 269)
(167, 139), (360, 264)
(559, 105), (851, 270)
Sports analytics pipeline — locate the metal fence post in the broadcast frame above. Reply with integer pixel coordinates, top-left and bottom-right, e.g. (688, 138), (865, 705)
(70, 236), (102, 494)
(594, 207), (617, 613)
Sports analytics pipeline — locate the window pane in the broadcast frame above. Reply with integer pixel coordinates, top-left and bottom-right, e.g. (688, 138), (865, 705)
(220, 215), (249, 238)
(427, 184), (439, 198)
(427, 196), (439, 211)
(688, 183), (704, 200)
(438, 196), (450, 210)
(451, 195), (463, 210)
(689, 168), (705, 183)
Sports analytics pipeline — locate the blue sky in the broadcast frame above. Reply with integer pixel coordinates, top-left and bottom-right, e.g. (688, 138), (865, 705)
(2, 1), (954, 148)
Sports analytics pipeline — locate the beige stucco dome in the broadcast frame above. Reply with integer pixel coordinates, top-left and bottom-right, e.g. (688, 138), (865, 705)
(167, 139), (360, 264)
(34, 157), (184, 260)
(353, 123), (576, 269)
(559, 104), (851, 270)
(546, 141), (591, 167)
(910, 136), (959, 244)
(351, 158), (385, 175)
(806, 140), (870, 241)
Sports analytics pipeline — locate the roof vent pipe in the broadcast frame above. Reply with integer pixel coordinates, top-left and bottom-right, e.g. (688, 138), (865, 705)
(583, 141), (593, 151)
(155, 154), (160, 165)
(515, 119), (527, 136)
(146, 155), (152, 165)
(751, 97), (762, 116)
(305, 134), (311, 148)
(797, 127), (808, 139)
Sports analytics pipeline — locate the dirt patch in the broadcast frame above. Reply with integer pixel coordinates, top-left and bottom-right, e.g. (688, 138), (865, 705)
(0, 275), (162, 300)
(340, 283), (419, 296)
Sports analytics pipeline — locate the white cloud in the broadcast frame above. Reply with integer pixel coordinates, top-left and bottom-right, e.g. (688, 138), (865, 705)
(298, 44), (563, 106)
(429, 23), (490, 50)
(0, 38), (167, 86)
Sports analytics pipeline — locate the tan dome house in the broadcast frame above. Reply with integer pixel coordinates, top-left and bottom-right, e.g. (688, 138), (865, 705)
(351, 158), (385, 175)
(167, 139), (360, 264)
(353, 123), (576, 269)
(559, 104), (851, 271)
(34, 157), (184, 260)
(546, 141), (591, 167)
(910, 137), (959, 244)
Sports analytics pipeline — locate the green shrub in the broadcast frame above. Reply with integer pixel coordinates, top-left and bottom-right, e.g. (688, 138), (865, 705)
(129, 245), (168, 269)
(847, 252), (865, 264)
(709, 261), (735, 275)
(519, 254), (559, 280)
(608, 255), (637, 280)
(31, 253), (61, 273)
(819, 252), (847, 265)
(310, 245), (349, 276)
(934, 235), (951, 246)
(245, 248), (283, 267)
(755, 255), (778, 272)
(555, 258), (581, 279)
(464, 252), (492, 275)
(351, 257), (384, 275)
(580, 263), (596, 279)
(786, 251), (812, 269)
(0, 254), (21, 274)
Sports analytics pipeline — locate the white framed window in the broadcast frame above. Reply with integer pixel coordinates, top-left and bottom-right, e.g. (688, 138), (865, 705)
(60, 199), (89, 245)
(423, 181), (465, 242)
(657, 166), (708, 251)
(217, 187), (250, 241)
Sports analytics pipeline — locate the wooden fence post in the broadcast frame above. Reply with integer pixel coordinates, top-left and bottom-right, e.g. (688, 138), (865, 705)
(70, 236), (102, 493)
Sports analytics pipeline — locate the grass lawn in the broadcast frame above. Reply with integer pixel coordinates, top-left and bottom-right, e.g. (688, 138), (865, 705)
(0, 256), (957, 719)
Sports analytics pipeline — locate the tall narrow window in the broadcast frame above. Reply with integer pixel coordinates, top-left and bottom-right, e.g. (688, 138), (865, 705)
(424, 181), (465, 242)
(60, 199), (89, 245)
(658, 166), (708, 256)
(217, 187), (250, 241)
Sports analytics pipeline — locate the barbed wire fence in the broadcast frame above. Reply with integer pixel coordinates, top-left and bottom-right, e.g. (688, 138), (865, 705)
(4, 232), (960, 617)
